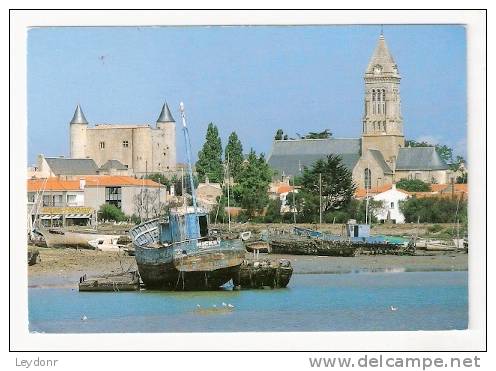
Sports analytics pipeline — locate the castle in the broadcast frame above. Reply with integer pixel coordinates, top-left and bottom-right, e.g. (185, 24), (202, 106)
(267, 33), (450, 188)
(69, 103), (176, 175)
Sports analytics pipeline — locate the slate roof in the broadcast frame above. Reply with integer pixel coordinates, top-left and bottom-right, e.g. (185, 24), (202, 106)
(70, 105), (88, 124)
(157, 102), (175, 123)
(396, 147), (449, 171)
(99, 159), (128, 171)
(45, 157), (99, 175)
(267, 138), (361, 176)
(368, 149), (393, 174)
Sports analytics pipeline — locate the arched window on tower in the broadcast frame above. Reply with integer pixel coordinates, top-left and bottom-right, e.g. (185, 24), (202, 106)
(372, 90), (376, 114)
(364, 168), (372, 189)
(382, 89), (386, 115)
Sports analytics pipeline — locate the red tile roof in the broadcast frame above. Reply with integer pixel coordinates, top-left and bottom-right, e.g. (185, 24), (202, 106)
(28, 176), (162, 192)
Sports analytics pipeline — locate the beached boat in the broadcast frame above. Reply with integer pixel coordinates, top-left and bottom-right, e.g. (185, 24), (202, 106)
(268, 222), (414, 256)
(128, 102), (246, 290)
(36, 227), (121, 249)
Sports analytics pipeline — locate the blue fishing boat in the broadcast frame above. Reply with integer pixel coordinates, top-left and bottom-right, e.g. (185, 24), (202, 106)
(129, 102), (245, 290)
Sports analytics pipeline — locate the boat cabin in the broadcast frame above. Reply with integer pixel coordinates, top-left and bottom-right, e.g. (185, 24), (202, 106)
(345, 221), (370, 238)
(159, 210), (209, 244)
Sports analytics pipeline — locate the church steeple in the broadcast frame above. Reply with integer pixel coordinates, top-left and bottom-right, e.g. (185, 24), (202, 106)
(365, 34), (400, 78)
(361, 32), (405, 169)
(362, 33), (403, 136)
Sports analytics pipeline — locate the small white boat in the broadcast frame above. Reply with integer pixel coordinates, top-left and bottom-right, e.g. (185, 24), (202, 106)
(37, 228), (121, 249)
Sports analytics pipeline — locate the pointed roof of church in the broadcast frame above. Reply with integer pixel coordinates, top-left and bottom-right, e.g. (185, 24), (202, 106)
(70, 104), (88, 124)
(157, 102), (175, 123)
(366, 34), (399, 77)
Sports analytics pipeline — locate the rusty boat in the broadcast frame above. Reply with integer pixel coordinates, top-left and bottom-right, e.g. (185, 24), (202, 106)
(129, 102), (245, 290)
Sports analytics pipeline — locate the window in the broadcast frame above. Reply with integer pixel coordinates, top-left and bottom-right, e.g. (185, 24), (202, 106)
(28, 193), (35, 203)
(105, 187), (122, 209)
(123, 141), (129, 148)
(390, 202), (395, 209)
(100, 141), (105, 149)
(364, 168), (372, 190)
(67, 194), (77, 205)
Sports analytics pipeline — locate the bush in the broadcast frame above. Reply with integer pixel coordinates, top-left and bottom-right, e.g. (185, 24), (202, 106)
(264, 199), (282, 223)
(427, 224), (444, 233)
(399, 197), (467, 224)
(396, 179), (431, 192)
(98, 203), (127, 222)
(130, 214), (142, 225)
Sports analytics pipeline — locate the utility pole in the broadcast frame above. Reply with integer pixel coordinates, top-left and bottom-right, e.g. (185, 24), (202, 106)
(227, 151), (231, 232)
(319, 173), (322, 226)
(292, 176), (296, 224)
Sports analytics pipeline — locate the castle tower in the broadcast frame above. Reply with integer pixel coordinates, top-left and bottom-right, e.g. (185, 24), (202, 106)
(155, 102), (176, 171)
(69, 104), (88, 158)
(361, 33), (405, 168)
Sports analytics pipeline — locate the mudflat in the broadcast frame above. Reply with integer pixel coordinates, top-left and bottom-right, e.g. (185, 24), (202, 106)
(28, 247), (467, 288)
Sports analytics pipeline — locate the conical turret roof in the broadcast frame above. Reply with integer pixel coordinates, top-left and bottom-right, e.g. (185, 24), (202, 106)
(366, 34), (399, 77)
(157, 102), (175, 123)
(70, 104), (88, 124)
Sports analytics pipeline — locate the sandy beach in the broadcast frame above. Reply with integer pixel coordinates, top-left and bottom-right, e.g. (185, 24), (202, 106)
(28, 246), (468, 288)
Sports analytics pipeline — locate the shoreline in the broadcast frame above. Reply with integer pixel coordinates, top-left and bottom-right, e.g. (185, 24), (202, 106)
(28, 247), (468, 288)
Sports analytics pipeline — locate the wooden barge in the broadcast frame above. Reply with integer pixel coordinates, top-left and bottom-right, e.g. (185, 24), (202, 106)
(78, 271), (140, 292)
(233, 259), (293, 289)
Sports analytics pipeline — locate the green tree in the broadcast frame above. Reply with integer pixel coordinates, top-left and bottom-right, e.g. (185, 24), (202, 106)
(303, 129), (332, 139)
(396, 179), (432, 192)
(224, 131), (244, 182)
(298, 154), (356, 221)
(264, 198), (282, 223)
(146, 173), (172, 188)
(400, 197), (467, 224)
(237, 149), (273, 217)
(99, 203), (126, 222)
(195, 123), (223, 183)
(274, 129), (284, 140)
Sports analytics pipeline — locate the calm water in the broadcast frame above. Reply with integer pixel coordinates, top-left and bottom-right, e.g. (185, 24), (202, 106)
(29, 271), (468, 333)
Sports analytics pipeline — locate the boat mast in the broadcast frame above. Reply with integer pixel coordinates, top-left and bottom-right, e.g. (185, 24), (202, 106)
(179, 102), (198, 215)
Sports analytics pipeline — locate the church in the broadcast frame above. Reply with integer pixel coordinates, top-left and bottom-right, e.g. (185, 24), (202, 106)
(267, 34), (451, 189)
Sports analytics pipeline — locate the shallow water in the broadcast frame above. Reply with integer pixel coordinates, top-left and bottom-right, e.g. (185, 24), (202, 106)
(29, 271), (467, 333)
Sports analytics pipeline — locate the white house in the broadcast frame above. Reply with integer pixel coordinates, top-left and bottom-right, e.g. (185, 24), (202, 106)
(372, 184), (410, 224)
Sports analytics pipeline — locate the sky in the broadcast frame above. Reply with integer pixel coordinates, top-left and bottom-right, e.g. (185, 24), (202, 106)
(27, 25), (467, 165)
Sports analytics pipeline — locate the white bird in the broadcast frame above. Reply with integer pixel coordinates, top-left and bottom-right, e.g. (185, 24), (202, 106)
(196, 304), (201, 308)
(222, 302), (227, 307)
(228, 304), (234, 308)
(390, 306), (398, 311)
(212, 304), (217, 308)
(81, 315), (87, 321)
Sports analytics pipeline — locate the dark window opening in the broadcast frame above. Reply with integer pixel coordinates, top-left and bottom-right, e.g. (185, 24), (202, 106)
(199, 215), (208, 237)
(105, 186), (122, 209)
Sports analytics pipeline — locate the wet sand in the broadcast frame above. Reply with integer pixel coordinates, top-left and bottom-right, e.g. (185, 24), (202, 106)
(28, 247), (468, 288)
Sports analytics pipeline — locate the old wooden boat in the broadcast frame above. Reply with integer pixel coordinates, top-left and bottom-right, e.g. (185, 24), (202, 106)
(268, 223), (414, 256)
(36, 227), (120, 249)
(78, 271), (140, 292)
(233, 259), (293, 289)
(128, 102), (246, 290)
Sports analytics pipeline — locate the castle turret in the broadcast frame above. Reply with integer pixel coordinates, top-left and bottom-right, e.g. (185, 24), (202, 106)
(70, 104), (88, 158)
(155, 102), (176, 171)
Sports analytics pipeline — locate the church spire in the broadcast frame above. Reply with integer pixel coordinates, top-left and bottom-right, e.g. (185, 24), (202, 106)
(157, 102), (175, 123)
(365, 34), (399, 77)
(70, 104), (88, 124)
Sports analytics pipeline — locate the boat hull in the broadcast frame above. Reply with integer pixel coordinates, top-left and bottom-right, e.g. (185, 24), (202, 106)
(38, 228), (120, 249)
(135, 241), (246, 290)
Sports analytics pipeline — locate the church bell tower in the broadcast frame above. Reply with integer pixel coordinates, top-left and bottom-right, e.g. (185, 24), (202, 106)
(361, 33), (405, 168)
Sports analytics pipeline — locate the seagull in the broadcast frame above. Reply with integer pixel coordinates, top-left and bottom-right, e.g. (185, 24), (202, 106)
(81, 315), (88, 321)
(212, 304), (217, 308)
(196, 304), (201, 308)
(227, 304), (234, 308)
(222, 302), (227, 307)
(390, 306), (398, 311)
